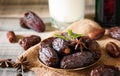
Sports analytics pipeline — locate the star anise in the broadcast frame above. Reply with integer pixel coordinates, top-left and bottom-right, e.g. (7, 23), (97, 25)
(70, 38), (88, 51)
(0, 59), (15, 68)
(13, 56), (30, 72)
(55, 29), (87, 51)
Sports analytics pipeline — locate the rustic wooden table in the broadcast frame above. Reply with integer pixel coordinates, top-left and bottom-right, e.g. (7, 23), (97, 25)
(0, 5), (94, 18)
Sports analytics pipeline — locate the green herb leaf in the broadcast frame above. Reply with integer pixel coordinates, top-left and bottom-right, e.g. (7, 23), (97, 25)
(68, 29), (83, 39)
(68, 29), (73, 37)
(54, 29), (83, 41)
(72, 34), (83, 39)
(54, 34), (66, 40)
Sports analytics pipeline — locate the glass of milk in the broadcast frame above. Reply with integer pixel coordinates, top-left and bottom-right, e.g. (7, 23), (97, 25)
(48, 0), (85, 30)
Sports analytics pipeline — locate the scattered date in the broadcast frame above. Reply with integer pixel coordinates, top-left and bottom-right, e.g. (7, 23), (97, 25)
(110, 27), (120, 40)
(88, 28), (105, 40)
(7, 31), (16, 43)
(20, 11), (46, 32)
(90, 65), (120, 76)
(106, 42), (120, 58)
(19, 35), (41, 50)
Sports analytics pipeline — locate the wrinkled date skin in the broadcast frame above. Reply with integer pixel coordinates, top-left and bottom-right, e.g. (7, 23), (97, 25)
(20, 11), (46, 32)
(87, 40), (101, 60)
(39, 37), (59, 67)
(40, 37), (55, 47)
(60, 51), (94, 69)
(19, 35), (41, 50)
(52, 38), (70, 55)
(20, 18), (30, 29)
(39, 45), (59, 67)
(110, 27), (120, 40)
(88, 29), (105, 40)
(7, 31), (16, 43)
(106, 42), (120, 58)
(90, 65), (120, 76)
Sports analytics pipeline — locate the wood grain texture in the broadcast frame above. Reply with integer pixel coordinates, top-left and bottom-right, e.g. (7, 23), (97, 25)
(0, 18), (56, 76)
(0, 0), (48, 5)
(0, 0), (94, 5)
(0, 5), (94, 18)
(0, 0), (95, 18)
(0, 5), (50, 18)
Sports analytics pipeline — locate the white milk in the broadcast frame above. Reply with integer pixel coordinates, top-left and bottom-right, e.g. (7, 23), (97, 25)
(48, 0), (85, 29)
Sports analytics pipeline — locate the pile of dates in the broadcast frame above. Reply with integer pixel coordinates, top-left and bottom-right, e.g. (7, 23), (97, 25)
(39, 32), (101, 69)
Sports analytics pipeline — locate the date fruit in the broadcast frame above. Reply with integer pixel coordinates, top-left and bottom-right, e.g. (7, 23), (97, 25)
(110, 27), (120, 40)
(87, 40), (101, 60)
(20, 11), (46, 32)
(19, 35), (41, 50)
(40, 37), (55, 47)
(52, 38), (70, 55)
(7, 31), (16, 43)
(90, 65), (120, 76)
(20, 18), (29, 29)
(60, 51), (94, 69)
(39, 45), (59, 67)
(106, 42), (120, 58)
(88, 29), (105, 40)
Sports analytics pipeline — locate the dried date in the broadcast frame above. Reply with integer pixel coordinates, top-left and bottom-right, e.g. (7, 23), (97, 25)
(87, 40), (101, 60)
(20, 11), (46, 32)
(39, 45), (59, 67)
(110, 27), (120, 40)
(60, 51), (94, 69)
(20, 18), (30, 29)
(52, 38), (70, 55)
(90, 65), (120, 76)
(88, 29), (105, 40)
(19, 35), (41, 50)
(7, 31), (16, 43)
(106, 42), (120, 58)
(40, 37), (55, 47)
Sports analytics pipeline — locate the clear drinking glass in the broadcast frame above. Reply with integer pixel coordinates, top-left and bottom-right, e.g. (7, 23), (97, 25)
(48, 0), (85, 30)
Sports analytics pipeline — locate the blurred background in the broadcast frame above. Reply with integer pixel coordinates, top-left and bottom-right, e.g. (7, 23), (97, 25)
(0, 0), (95, 18)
